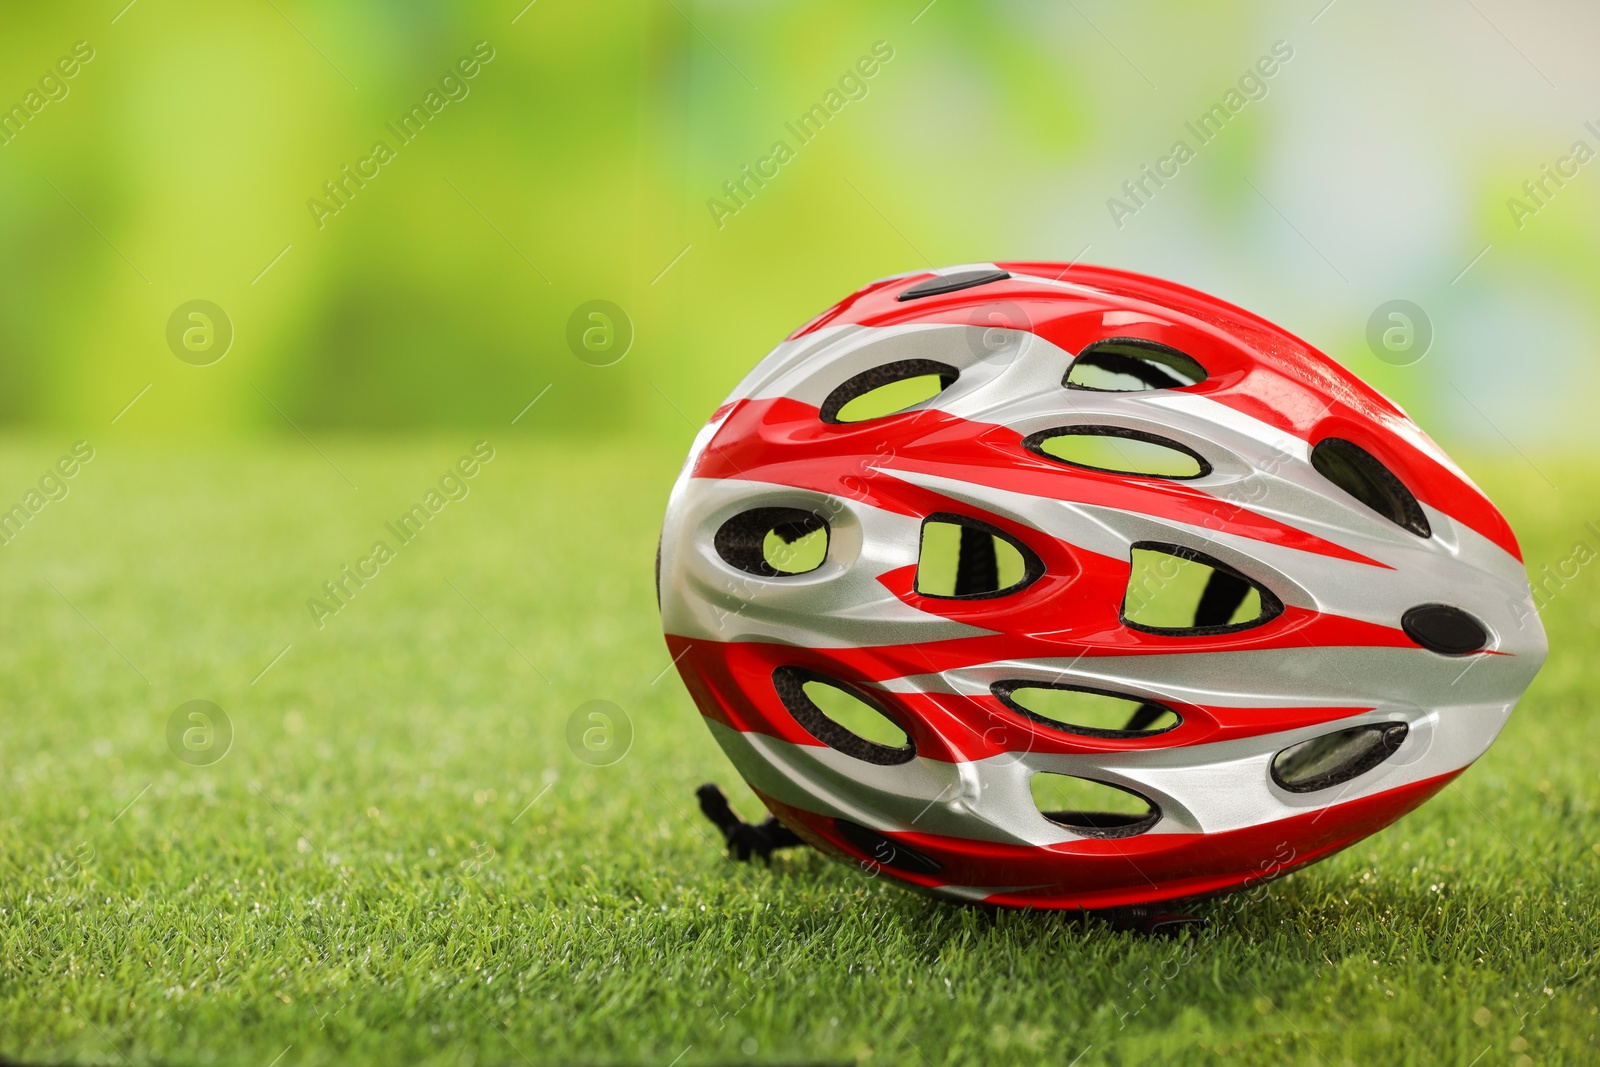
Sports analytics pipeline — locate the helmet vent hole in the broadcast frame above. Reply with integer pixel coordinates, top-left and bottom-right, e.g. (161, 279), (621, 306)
(1030, 774), (1160, 838)
(1272, 722), (1409, 793)
(1310, 438), (1431, 538)
(714, 508), (829, 577)
(773, 668), (915, 766)
(1065, 339), (1207, 391)
(820, 359), (958, 424)
(1024, 426), (1210, 479)
(993, 682), (1180, 738)
(916, 514), (1044, 598)
(1122, 542), (1284, 634)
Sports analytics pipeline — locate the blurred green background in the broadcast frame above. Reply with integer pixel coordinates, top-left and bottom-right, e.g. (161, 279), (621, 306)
(4, 5), (1599, 1064)
(1, 0), (1595, 445)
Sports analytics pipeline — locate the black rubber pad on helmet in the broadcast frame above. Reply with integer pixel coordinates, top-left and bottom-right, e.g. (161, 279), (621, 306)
(1402, 604), (1488, 655)
(834, 819), (942, 874)
(896, 268), (1011, 301)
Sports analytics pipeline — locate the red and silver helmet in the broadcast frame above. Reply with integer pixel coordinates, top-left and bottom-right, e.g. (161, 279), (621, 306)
(659, 262), (1546, 910)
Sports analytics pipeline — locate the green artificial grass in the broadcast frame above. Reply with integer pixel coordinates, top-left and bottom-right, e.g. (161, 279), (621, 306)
(0, 436), (1595, 1066)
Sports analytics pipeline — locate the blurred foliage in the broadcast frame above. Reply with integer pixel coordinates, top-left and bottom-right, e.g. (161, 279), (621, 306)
(0, 0), (1595, 443)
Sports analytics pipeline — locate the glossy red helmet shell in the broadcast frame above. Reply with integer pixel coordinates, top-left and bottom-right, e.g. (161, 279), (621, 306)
(659, 262), (1545, 910)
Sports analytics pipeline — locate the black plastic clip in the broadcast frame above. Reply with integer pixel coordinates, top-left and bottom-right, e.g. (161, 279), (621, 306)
(696, 783), (804, 863)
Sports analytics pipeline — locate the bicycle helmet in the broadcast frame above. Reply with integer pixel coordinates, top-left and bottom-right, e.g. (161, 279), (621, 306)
(658, 262), (1546, 910)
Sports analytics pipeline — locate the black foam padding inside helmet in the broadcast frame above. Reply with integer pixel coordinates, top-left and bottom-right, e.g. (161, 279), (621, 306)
(714, 508), (828, 577)
(819, 359), (958, 424)
(1272, 722), (1409, 793)
(773, 667), (916, 766)
(1312, 437), (1431, 538)
(1021, 424), (1213, 479)
(1035, 778), (1161, 839)
(916, 512), (1045, 600)
(991, 680), (1182, 739)
(1065, 338), (1208, 390)
(1120, 541), (1284, 636)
